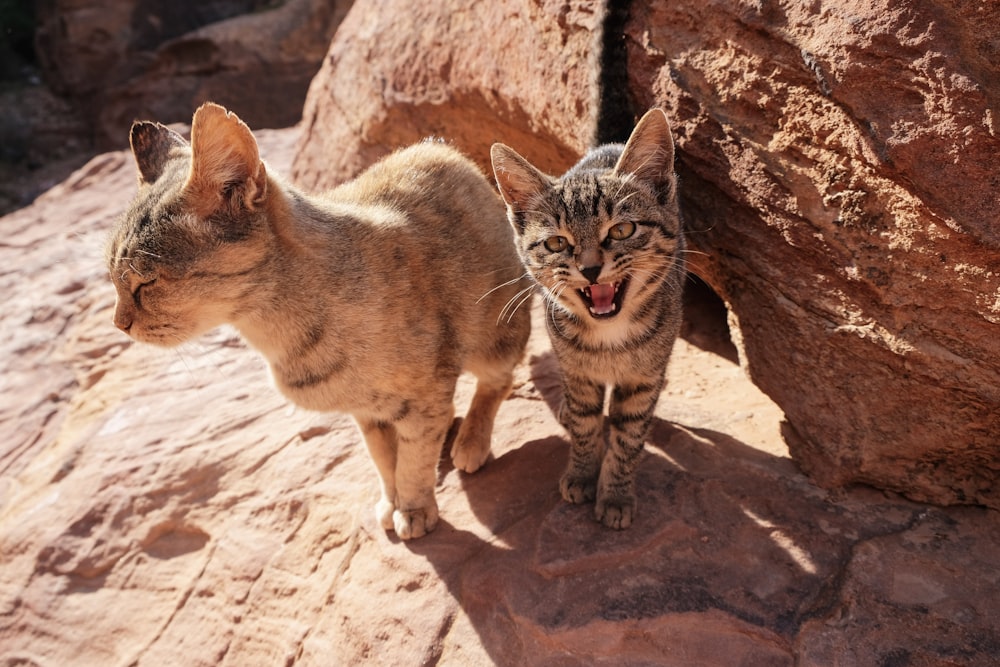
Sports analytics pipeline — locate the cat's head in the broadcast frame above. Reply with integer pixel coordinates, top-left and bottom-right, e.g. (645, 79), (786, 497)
(106, 103), (271, 346)
(491, 108), (682, 322)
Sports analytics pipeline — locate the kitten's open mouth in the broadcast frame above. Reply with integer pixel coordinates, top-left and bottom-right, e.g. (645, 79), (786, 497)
(579, 279), (628, 318)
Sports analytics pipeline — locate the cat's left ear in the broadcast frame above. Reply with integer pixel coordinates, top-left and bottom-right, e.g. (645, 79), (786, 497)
(185, 102), (267, 215)
(130, 121), (187, 185)
(614, 108), (676, 203)
(491, 143), (553, 231)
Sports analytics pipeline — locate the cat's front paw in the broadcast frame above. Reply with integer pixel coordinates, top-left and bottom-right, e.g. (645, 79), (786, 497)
(559, 473), (597, 504)
(375, 497), (395, 530)
(392, 505), (439, 540)
(595, 493), (636, 530)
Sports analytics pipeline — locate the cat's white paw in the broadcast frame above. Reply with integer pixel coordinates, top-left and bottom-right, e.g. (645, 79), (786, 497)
(595, 494), (636, 530)
(375, 497), (395, 530)
(392, 505), (439, 540)
(560, 473), (597, 504)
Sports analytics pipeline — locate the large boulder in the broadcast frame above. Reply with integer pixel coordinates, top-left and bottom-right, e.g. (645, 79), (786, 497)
(290, 0), (599, 190)
(34, 0), (350, 148)
(623, 0), (1000, 507)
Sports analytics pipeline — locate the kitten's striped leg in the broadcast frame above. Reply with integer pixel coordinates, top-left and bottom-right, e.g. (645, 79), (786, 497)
(357, 419), (398, 530)
(598, 380), (662, 529)
(391, 400), (455, 540)
(558, 375), (607, 504)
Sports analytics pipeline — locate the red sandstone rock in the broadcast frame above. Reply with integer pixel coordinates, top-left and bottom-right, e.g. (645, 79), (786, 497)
(291, 0), (599, 191)
(1, 126), (999, 666)
(34, 0), (350, 149)
(623, 0), (1000, 508)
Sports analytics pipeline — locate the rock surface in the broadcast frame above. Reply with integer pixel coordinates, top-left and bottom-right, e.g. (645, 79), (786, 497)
(291, 0), (600, 190)
(3, 127), (1000, 665)
(34, 0), (350, 149)
(294, 0), (1000, 509)
(623, 0), (1000, 508)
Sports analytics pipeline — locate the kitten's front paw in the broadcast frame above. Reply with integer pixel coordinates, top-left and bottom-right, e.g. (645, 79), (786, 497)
(595, 493), (636, 530)
(392, 505), (439, 540)
(559, 473), (597, 504)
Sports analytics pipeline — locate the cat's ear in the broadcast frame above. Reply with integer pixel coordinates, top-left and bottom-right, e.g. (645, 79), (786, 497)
(490, 143), (552, 224)
(614, 108), (676, 201)
(130, 121), (187, 185)
(185, 102), (267, 214)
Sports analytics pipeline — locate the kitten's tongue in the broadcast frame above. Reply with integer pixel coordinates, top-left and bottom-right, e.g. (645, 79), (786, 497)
(589, 283), (616, 314)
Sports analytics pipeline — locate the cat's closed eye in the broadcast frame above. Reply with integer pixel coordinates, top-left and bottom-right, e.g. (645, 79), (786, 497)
(133, 279), (156, 307)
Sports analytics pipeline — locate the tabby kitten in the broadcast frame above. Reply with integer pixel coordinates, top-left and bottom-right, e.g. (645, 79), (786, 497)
(491, 109), (684, 529)
(107, 103), (531, 540)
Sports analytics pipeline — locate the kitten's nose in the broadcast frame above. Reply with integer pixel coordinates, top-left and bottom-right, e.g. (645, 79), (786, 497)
(580, 265), (602, 284)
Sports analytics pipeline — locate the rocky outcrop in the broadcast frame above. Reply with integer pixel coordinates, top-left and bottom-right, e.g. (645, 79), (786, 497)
(623, 0), (1000, 507)
(291, 0), (600, 190)
(2, 127), (1000, 665)
(294, 0), (1000, 509)
(34, 0), (350, 148)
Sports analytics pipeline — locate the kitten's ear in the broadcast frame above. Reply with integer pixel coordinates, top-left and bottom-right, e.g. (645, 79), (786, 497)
(490, 143), (552, 220)
(130, 121), (187, 184)
(614, 108), (676, 201)
(185, 102), (267, 214)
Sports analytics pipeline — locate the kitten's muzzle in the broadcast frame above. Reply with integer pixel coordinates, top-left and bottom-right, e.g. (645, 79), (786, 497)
(578, 278), (629, 319)
(580, 265), (602, 284)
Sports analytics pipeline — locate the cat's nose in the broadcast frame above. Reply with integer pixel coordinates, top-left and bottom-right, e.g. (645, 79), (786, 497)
(113, 302), (134, 333)
(580, 265), (602, 284)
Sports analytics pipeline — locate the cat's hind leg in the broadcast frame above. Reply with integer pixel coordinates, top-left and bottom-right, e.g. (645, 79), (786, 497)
(450, 363), (514, 473)
(451, 306), (529, 473)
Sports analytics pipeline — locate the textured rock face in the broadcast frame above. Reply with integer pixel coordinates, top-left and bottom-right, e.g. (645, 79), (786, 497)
(621, 0), (1000, 507)
(2, 126), (1000, 666)
(291, 0), (600, 190)
(34, 0), (349, 148)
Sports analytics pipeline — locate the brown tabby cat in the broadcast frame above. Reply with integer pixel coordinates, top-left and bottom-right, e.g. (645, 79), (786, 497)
(106, 103), (531, 540)
(490, 109), (684, 529)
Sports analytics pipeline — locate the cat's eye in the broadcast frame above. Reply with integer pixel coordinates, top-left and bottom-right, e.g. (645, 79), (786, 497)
(608, 221), (636, 241)
(544, 236), (569, 253)
(133, 279), (156, 307)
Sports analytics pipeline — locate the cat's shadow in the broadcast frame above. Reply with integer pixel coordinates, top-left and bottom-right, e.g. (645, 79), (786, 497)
(407, 348), (826, 664)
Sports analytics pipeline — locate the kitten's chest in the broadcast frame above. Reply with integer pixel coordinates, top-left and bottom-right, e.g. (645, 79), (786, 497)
(548, 313), (678, 385)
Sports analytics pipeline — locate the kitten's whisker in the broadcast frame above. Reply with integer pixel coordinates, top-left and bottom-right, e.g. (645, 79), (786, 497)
(497, 284), (536, 324)
(478, 272), (531, 304)
(504, 289), (536, 324)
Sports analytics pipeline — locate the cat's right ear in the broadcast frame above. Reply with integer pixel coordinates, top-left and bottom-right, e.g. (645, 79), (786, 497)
(490, 143), (552, 228)
(186, 102), (267, 216)
(130, 121), (187, 184)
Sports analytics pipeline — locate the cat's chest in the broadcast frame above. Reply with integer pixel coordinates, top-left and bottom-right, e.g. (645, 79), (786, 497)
(547, 311), (677, 385)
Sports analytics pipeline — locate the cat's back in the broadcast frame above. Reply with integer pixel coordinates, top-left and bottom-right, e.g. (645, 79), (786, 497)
(325, 140), (520, 280)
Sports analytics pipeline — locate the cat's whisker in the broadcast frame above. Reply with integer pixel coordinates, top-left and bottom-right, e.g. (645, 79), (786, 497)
(503, 288), (537, 325)
(478, 271), (532, 304)
(497, 284), (536, 325)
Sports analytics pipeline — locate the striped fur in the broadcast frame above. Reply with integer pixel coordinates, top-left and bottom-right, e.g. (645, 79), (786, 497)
(492, 109), (683, 529)
(107, 103), (531, 540)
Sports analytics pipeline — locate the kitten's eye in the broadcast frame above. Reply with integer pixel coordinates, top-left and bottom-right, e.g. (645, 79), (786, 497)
(608, 221), (636, 241)
(544, 236), (569, 253)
